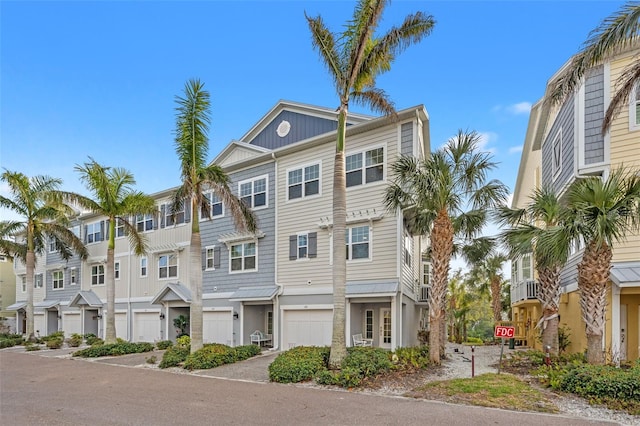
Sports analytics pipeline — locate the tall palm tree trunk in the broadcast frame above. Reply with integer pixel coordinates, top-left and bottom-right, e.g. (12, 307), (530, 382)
(190, 230), (204, 353)
(105, 247), (116, 343)
(25, 249), (35, 342)
(490, 276), (502, 323)
(537, 265), (561, 356)
(429, 209), (453, 364)
(578, 242), (612, 364)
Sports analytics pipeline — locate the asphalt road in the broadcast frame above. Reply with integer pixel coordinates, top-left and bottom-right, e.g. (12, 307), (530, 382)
(0, 350), (617, 426)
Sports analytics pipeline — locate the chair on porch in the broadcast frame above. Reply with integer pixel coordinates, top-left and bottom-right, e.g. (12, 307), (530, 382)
(352, 333), (373, 347)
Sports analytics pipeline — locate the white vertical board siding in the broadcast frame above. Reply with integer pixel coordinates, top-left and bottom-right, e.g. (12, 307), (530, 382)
(282, 309), (332, 349)
(133, 312), (161, 343)
(63, 312), (82, 336)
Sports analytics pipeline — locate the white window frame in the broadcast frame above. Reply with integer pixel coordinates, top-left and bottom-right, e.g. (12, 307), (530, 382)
(115, 219), (126, 238)
(35, 273), (43, 288)
(364, 309), (374, 340)
(201, 191), (224, 220)
(70, 225), (81, 238)
(630, 82), (640, 131)
(164, 204), (185, 227)
(296, 233), (309, 260)
(346, 225), (371, 261)
(239, 175), (268, 209)
(21, 276), (26, 293)
(86, 222), (102, 244)
(158, 253), (178, 279)
(403, 232), (412, 267)
(91, 264), (105, 286)
(114, 261), (120, 280)
(552, 130), (562, 179)
(205, 245), (217, 270)
(70, 268), (77, 285)
(136, 213), (154, 232)
(140, 257), (148, 278)
(48, 238), (57, 253)
(52, 270), (64, 290)
(286, 162), (321, 201)
(346, 146), (385, 188)
(229, 241), (257, 273)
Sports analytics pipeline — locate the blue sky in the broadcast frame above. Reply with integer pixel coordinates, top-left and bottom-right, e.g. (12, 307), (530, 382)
(0, 1), (625, 242)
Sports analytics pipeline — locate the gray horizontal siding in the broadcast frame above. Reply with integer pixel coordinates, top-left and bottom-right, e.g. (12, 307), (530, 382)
(560, 254), (581, 289)
(248, 110), (338, 149)
(542, 93), (575, 192)
(200, 162), (276, 294)
(400, 122), (413, 156)
(584, 66), (605, 165)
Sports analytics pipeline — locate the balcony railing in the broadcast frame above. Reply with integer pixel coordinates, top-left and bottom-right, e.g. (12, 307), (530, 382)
(510, 279), (538, 304)
(417, 285), (430, 303)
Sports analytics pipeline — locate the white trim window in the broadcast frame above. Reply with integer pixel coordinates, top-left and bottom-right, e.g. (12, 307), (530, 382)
(35, 273), (43, 288)
(346, 225), (370, 260)
(140, 257), (148, 278)
(289, 232), (317, 260)
(552, 130), (562, 178)
(114, 261), (120, 280)
(403, 232), (413, 267)
(201, 192), (224, 220)
(230, 241), (256, 272)
(91, 265), (105, 286)
(346, 147), (384, 187)
(364, 309), (374, 340)
(158, 253), (178, 279)
(21, 276), (26, 293)
(205, 245), (221, 270)
(287, 163), (320, 200)
(86, 222), (102, 244)
(136, 213), (154, 232)
(70, 269), (77, 285)
(165, 204), (185, 227)
(48, 238), (57, 253)
(239, 176), (267, 209)
(631, 82), (640, 131)
(115, 219), (126, 238)
(52, 270), (64, 290)
(70, 225), (81, 238)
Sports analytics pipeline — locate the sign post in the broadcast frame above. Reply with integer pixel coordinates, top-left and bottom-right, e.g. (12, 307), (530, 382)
(494, 325), (515, 374)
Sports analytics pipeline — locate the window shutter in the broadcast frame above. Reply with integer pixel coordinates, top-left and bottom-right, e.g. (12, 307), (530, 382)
(83, 225), (88, 244)
(308, 232), (317, 258)
(201, 249), (206, 271)
(184, 200), (191, 223)
(152, 211), (158, 230)
(100, 221), (105, 241)
(289, 235), (297, 260)
(105, 219), (110, 239)
(160, 205), (166, 228)
(214, 246), (221, 269)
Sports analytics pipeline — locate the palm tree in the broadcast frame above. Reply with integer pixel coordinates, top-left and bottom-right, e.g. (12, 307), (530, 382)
(497, 186), (571, 356)
(447, 271), (472, 344)
(461, 237), (507, 325)
(564, 167), (640, 364)
(0, 170), (87, 341)
(173, 78), (257, 353)
(306, 0), (435, 368)
(385, 130), (509, 364)
(549, 2), (640, 132)
(71, 158), (156, 344)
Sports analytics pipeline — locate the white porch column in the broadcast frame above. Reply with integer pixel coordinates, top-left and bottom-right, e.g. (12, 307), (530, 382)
(391, 296), (397, 350)
(611, 284), (621, 366)
(345, 298), (351, 347)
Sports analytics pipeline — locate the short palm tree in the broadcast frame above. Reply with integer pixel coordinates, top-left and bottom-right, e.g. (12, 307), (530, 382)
(385, 130), (509, 364)
(564, 167), (640, 364)
(460, 237), (507, 325)
(306, 0), (435, 368)
(71, 158), (156, 344)
(173, 78), (256, 353)
(549, 2), (640, 132)
(0, 170), (87, 341)
(447, 271), (472, 344)
(497, 186), (572, 356)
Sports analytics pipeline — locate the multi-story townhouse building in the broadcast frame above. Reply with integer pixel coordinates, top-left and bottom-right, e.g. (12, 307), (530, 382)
(0, 255), (17, 331)
(511, 46), (640, 361)
(9, 100), (431, 351)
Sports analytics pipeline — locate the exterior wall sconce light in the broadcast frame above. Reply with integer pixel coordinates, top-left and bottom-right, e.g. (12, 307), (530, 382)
(233, 312), (239, 319)
(159, 313), (165, 320)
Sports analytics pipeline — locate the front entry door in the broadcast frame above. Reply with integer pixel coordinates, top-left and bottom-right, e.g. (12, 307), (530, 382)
(379, 308), (391, 349)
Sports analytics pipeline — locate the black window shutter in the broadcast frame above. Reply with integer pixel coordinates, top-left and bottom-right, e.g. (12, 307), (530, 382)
(289, 235), (297, 260)
(308, 232), (317, 258)
(214, 246), (221, 269)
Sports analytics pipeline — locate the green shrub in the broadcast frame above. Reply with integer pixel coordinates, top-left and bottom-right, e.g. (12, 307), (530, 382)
(146, 355), (157, 364)
(269, 346), (330, 383)
(84, 334), (103, 346)
(159, 345), (190, 369)
(183, 344), (234, 370)
(0, 335), (23, 348)
(176, 335), (190, 348)
(73, 342), (154, 357)
(25, 343), (41, 351)
(46, 338), (63, 349)
(40, 331), (65, 342)
(156, 340), (173, 350)
(465, 336), (484, 344)
(342, 347), (392, 377)
(392, 346), (430, 369)
(67, 333), (83, 347)
(234, 344), (261, 361)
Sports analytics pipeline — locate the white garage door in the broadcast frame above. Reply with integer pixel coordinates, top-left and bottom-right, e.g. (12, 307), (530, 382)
(283, 309), (332, 349)
(34, 313), (46, 337)
(63, 313), (82, 336)
(134, 312), (161, 343)
(115, 313), (128, 340)
(203, 311), (233, 346)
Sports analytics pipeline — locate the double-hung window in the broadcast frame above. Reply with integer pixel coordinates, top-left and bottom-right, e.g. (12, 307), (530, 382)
(165, 204), (185, 226)
(346, 147), (384, 187)
(136, 213), (154, 232)
(114, 261), (120, 280)
(52, 270), (64, 289)
(159, 254), (178, 279)
(202, 192), (224, 219)
(35, 274), (43, 288)
(205, 245), (220, 270)
(91, 265), (105, 285)
(240, 176), (267, 209)
(288, 164), (320, 200)
(631, 83), (640, 130)
(115, 219), (126, 238)
(346, 225), (370, 260)
(86, 222), (102, 244)
(48, 238), (57, 253)
(289, 232), (317, 260)
(140, 257), (148, 277)
(230, 242), (256, 272)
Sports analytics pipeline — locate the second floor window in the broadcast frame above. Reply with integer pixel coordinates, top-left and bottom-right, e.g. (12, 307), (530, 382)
(48, 238), (57, 253)
(205, 246), (220, 270)
(202, 192), (224, 219)
(35, 274), (43, 288)
(346, 225), (370, 260)
(136, 214), (154, 232)
(114, 261), (120, 280)
(70, 269), (77, 285)
(346, 147), (384, 187)
(240, 177), (267, 209)
(21, 276), (26, 292)
(288, 164), (320, 200)
(91, 265), (105, 285)
(140, 257), (147, 277)
(52, 270), (64, 289)
(159, 254), (178, 279)
(230, 242), (256, 272)
(115, 219), (125, 238)
(86, 222), (102, 244)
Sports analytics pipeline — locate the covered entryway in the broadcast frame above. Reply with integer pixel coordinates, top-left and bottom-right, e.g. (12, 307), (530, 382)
(203, 310), (233, 346)
(133, 311), (161, 342)
(230, 286), (278, 346)
(6, 302), (26, 334)
(282, 308), (332, 349)
(346, 280), (398, 349)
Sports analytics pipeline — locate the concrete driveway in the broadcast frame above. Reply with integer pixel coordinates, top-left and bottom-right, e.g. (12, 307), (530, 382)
(0, 348), (617, 426)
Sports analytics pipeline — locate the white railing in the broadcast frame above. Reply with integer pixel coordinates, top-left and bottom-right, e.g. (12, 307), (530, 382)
(510, 279), (538, 303)
(418, 285), (430, 303)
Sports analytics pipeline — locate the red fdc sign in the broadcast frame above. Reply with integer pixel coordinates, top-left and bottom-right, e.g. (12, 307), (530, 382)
(494, 325), (515, 338)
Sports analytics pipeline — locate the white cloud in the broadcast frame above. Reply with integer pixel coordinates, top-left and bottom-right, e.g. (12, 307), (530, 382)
(509, 145), (523, 154)
(507, 102), (532, 115)
(476, 131), (498, 154)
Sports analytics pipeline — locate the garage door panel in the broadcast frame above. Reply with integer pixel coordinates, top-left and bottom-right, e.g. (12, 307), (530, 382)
(283, 310), (332, 349)
(63, 314), (82, 336)
(203, 312), (233, 346)
(34, 314), (46, 337)
(134, 312), (161, 343)
(115, 313), (128, 340)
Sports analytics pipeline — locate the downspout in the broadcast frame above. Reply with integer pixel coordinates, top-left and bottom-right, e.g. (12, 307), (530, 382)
(271, 151), (281, 351)
(128, 249), (132, 341)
